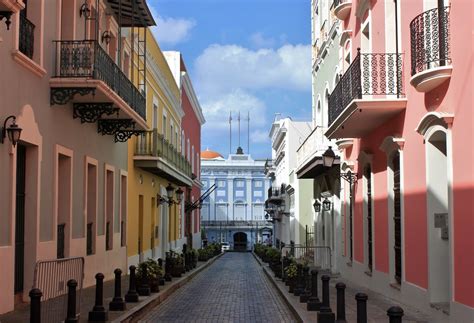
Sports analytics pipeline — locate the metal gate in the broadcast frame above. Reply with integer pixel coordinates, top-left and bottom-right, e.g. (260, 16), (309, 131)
(33, 257), (84, 322)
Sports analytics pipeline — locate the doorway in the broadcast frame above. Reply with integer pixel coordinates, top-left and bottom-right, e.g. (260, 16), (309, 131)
(426, 129), (450, 307)
(138, 195), (143, 263)
(14, 145), (26, 295)
(233, 232), (247, 251)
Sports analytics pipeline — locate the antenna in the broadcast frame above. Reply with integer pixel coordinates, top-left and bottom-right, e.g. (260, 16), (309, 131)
(229, 111), (232, 155)
(238, 111), (241, 148)
(247, 111), (250, 154)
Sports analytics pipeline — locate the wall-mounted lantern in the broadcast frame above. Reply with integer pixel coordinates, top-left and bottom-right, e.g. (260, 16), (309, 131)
(1, 116), (22, 147)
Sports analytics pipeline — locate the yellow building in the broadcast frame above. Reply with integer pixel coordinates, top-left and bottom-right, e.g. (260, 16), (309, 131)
(127, 29), (192, 265)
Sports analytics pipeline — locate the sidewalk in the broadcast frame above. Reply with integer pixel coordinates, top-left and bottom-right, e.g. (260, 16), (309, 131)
(0, 254), (222, 323)
(253, 253), (433, 323)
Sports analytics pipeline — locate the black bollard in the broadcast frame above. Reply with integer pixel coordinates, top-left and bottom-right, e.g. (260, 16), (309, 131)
(335, 283), (346, 322)
(164, 253), (172, 281)
(355, 293), (368, 323)
(387, 306), (404, 323)
(317, 275), (335, 323)
(88, 273), (108, 321)
(299, 267), (311, 303)
(29, 288), (42, 323)
(294, 264), (304, 296)
(65, 280), (78, 323)
(307, 269), (321, 311)
(125, 265), (139, 302)
(109, 269), (126, 311)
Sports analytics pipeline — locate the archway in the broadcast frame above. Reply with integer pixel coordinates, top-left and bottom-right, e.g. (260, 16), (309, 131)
(426, 128), (450, 306)
(233, 232), (248, 251)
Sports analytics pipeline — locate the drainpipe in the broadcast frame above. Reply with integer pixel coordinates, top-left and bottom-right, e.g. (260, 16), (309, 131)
(394, 0), (400, 98)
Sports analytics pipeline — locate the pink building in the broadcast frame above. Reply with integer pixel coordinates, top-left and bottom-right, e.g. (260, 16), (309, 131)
(0, 0), (154, 314)
(164, 52), (206, 249)
(319, 0), (473, 321)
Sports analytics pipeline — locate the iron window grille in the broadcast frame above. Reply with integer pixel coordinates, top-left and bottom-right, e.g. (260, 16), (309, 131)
(19, 14), (34, 59)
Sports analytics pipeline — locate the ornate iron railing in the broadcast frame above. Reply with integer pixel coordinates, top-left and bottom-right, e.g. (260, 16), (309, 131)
(135, 130), (192, 178)
(53, 40), (146, 120)
(19, 14), (34, 59)
(410, 6), (450, 76)
(328, 50), (404, 126)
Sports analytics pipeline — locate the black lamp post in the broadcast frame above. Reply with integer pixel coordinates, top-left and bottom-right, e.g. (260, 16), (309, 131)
(1, 116), (22, 147)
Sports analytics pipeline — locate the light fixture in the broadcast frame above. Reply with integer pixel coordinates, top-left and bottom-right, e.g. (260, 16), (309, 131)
(1, 116), (22, 147)
(166, 183), (174, 200)
(175, 187), (184, 204)
(79, 3), (91, 18)
(322, 146), (336, 168)
(101, 31), (111, 45)
(313, 200), (321, 213)
(323, 198), (332, 211)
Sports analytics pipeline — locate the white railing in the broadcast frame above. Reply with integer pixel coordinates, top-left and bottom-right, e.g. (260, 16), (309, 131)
(296, 126), (329, 168)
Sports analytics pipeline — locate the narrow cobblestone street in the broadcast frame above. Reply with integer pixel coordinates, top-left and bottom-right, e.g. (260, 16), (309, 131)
(140, 252), (297, 322)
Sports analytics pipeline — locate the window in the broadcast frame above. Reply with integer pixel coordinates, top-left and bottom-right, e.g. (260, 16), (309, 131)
(56, 149), (72, 259)
(236, 180), (244, 188)
(162, 115), (167, 139)
(152, 104), (158, 129)
(181, 131), (185, 155)
(187, 139), (190, 161)
(170, 124), (174, 145)
(217, 190), (226, 197)
(192, 146), (195, 173)
(254, 181), (262, 188)
(105, 167), (115, 251)
(254, 191), (263, 197)
(85, 159), (98, 255)
(120, 174), (127, 247)
(392, 152), (402, 284)
(218, 180), (226, 187)
(235, 191), (244, 197)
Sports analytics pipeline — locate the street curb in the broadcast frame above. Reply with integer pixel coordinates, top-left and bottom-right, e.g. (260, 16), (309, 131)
(251, 252), (304, 323)
(112, 252), (224, 323)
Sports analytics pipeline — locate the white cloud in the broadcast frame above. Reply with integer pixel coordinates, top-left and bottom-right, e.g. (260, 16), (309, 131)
(249, 32), (275, 48)
(200, 89), (266, 131)
(194, 43), (311, 95)
(150, 15), (196, 45)
(250, 130), (270, 144)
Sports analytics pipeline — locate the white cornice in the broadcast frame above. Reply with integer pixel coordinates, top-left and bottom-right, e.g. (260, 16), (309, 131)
(181, 71), (206, 125)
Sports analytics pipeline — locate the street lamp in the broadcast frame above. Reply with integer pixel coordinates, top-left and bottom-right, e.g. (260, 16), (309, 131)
(322, 146), (358, 184)
(322, 198), (332, 211)
(157, 183), (183, 206)
(313, 200), (321, 213)
(1, 116), (22, 147)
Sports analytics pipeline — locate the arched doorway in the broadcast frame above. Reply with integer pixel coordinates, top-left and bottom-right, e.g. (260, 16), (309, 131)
(233, 232), (247, 251)
(426, 128), (450, 306)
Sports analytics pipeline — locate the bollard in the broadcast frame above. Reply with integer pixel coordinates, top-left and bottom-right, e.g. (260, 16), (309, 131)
(88, 273), (108, 321)
(65, 280), (78, 323)
(164, 253), (172, 281)
(109, 269), (126, 311)
(335, 282), (346, 322)
(299, 267), (311, 303)
(355, 293), (368, 323)
(29, 288), (42, 323)
(293, 264), (304, 296)
(387, 306), (404, 323)
(125, 265), (139, 302)
(307, 269), (321, 311)
(317, 275), (335, 323)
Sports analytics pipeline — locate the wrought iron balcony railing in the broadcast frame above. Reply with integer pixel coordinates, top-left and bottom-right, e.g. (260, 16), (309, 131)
(135, 130), (192, 178)
(410, 6), (451, 76)
(328, 50), (404, 126)
(19, 14), (34, 59)
(53, 40), (146, 120)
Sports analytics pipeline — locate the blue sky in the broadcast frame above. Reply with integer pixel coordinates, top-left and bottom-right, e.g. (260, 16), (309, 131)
(148, 0), (312, 159)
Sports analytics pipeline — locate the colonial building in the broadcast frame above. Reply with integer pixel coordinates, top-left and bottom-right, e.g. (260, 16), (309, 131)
(200, 148), (272, 250)
(266, 116), (312, 249)
(300, 0), (473, 321)
(129, 32), (195, 265)
(164, 51), (206, 250)
(0, 0), (154, 313)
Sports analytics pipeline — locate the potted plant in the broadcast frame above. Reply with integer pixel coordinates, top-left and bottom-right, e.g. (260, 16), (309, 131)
(169, 251), (185, 277)
(285, 262), (298, 293)
(136, 258), (163, 295)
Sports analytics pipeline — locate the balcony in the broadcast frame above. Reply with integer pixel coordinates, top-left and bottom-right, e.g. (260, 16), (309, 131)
(50, 40), (147, 138)
(202, 221), (269, 228)
(295, 127), (331, 179)
(410, 6), (451, 92)
(325, 50), (407, 139)
(134, 130), (193, 187)
(333, 0), (352, 21)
